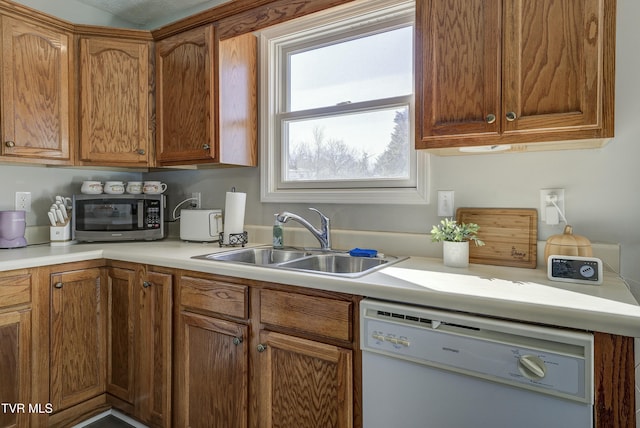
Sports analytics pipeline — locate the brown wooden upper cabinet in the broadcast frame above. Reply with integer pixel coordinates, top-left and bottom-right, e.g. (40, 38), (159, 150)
(0, 16), (74, 164)
(416, 0), (615, 151)
(78, 36), (152, 167)
(155, 25), (257, 167)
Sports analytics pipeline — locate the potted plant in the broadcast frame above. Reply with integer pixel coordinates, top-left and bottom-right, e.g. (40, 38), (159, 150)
(430, 218), (485, 267)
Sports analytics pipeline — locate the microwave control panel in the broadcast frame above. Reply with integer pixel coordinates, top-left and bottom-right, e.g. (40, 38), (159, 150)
(144, 200), (162, 229)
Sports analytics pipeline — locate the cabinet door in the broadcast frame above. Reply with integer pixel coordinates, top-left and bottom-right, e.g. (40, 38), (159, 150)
(0, 310), (31, 428)
(256, 331), (353, 428)
(79, 37), (151, 166)
(0, 16), (72, 163)
(106, 267), (136, 404)
(50, 268), (106, 411)
(417, 0), (501, 144)
(156, 25), (215, 164)
(502, 0), (604, 134)
(175, 311), (248, 428)
(137, 270), (172, 427)
(218, 34), (258, 166)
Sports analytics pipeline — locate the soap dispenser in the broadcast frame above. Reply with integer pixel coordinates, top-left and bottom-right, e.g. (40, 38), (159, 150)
(273, 215), (284, 249)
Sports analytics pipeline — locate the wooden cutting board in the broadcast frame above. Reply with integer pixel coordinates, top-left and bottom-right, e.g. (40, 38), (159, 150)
(456, 208), (538, 268)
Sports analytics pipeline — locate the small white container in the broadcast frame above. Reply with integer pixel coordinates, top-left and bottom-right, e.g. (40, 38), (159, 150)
(81, 181), (103, 194)
(126, 181), (143, 194)
(50, 221), (71, 243)
(143, 181), (167, 194)
(104, 181), (125, 194)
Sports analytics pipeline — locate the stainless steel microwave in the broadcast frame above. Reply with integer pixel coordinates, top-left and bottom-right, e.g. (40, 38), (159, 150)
(72, 194), (165, 242)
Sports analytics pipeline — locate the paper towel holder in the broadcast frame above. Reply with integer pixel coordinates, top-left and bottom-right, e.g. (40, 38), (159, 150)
(219, 231), (248, 247)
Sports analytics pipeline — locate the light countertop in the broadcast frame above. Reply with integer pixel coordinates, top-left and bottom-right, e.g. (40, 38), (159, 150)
(1, 240), (638, 337)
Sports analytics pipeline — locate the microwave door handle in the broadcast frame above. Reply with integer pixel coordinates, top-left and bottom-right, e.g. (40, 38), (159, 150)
(138, 201), (144, 228)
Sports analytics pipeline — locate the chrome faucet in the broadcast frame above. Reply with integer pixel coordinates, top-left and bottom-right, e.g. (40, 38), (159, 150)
(275, 208), (331, 250)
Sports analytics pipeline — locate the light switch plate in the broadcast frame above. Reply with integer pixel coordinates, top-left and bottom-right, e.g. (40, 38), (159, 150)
(437, 191), (454, 217)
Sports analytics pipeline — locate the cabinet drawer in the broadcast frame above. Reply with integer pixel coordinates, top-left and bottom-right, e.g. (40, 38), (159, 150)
(0, 274), (31, 308)
(260, 290), (352, 342)
(180, 276), (248, 319)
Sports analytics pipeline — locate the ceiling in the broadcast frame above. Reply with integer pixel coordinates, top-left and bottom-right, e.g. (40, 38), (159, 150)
(72, 0), (228, 27)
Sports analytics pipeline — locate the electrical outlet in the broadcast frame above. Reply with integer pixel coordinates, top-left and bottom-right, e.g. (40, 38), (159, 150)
(15, 192), (31, 212)
(191, 192), (201, 209)
(540, 189), (565, 224)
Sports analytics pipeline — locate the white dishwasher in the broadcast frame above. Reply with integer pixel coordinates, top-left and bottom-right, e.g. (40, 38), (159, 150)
(360, 299), (594, 428)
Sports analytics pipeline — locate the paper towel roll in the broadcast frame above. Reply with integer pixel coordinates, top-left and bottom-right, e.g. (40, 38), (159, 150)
(223, 191), (246, 244)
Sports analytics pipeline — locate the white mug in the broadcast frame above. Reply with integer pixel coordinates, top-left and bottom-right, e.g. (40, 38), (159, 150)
(81, 181), (103, 194)
(126, 181), (143, 194)
(143, 181), (167, 194)
(104, 181), (125, 194)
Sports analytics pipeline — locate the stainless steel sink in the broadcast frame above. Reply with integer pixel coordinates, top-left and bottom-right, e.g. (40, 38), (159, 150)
(278, 253), (397, 277)
(192, 246), (407, 277)
(193, 247), (311, 265)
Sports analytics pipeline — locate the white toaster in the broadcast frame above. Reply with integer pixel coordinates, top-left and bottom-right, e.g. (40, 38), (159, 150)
(180, 209), (223, 242)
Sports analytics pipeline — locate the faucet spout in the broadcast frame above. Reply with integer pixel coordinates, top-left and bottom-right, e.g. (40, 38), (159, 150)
(275, 208), (331, 250)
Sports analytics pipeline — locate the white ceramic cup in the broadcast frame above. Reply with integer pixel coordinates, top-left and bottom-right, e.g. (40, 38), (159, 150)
(126, 181), (143, 194)
(143, 181), (167, 194)
(81, 181), (103, 194)
(104, 181), (125, 194)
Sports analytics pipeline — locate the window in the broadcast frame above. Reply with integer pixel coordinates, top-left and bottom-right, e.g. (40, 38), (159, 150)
(259, 0), (428, 204)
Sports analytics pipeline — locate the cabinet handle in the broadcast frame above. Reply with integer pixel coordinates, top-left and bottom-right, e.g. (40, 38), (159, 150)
(233, 337), (243, 346)
(486, 114), (496, 124)
(54, 282), (63, 289)
(505, 111), (517, 122)
(137, 149), (146, 155)
(142, 281), (152, 288)
(202, 144), (210, 150)
(5, 141), (15, 148)
(257, 343), (267, 353)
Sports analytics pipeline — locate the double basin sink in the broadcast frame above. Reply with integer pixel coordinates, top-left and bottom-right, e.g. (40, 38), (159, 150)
(193, 246), (406, 277)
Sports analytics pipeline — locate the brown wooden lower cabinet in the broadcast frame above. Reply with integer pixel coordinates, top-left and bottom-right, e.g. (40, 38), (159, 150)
(50, 266), (106, 412)
(105, 262), (173, 428)
(173, 273), (360, 428)
(106, 266), (137, 405)
(0, 309), (31, 428)
(0, 262), (636, 428)
(175, 311), (249, 427)
(0, 270), (32, 428)
(256, 330), (353, 427)
(137, 269), (173, 428)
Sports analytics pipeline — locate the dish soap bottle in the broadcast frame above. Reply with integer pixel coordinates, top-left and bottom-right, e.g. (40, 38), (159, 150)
(273, 215), (284, 249)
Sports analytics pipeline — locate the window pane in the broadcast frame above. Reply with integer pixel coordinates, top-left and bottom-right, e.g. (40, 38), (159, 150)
(289, 26), (413, 111)
(284, 106), (410, 182)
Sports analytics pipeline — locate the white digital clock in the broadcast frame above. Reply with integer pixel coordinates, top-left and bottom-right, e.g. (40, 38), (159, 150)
(547, 255), (603, 285)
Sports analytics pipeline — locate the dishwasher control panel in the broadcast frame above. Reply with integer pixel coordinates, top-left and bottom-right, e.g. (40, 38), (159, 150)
(361, 299), (594, 404)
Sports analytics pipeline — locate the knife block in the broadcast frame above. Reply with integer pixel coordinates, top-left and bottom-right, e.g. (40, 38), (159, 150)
(50, 221), (72, 245)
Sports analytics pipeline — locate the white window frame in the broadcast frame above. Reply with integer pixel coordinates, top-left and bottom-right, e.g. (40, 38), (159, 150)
(259, 0), (429, 205)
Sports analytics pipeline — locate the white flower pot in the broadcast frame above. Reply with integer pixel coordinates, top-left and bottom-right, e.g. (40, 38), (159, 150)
(443, 241), (469, 268)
